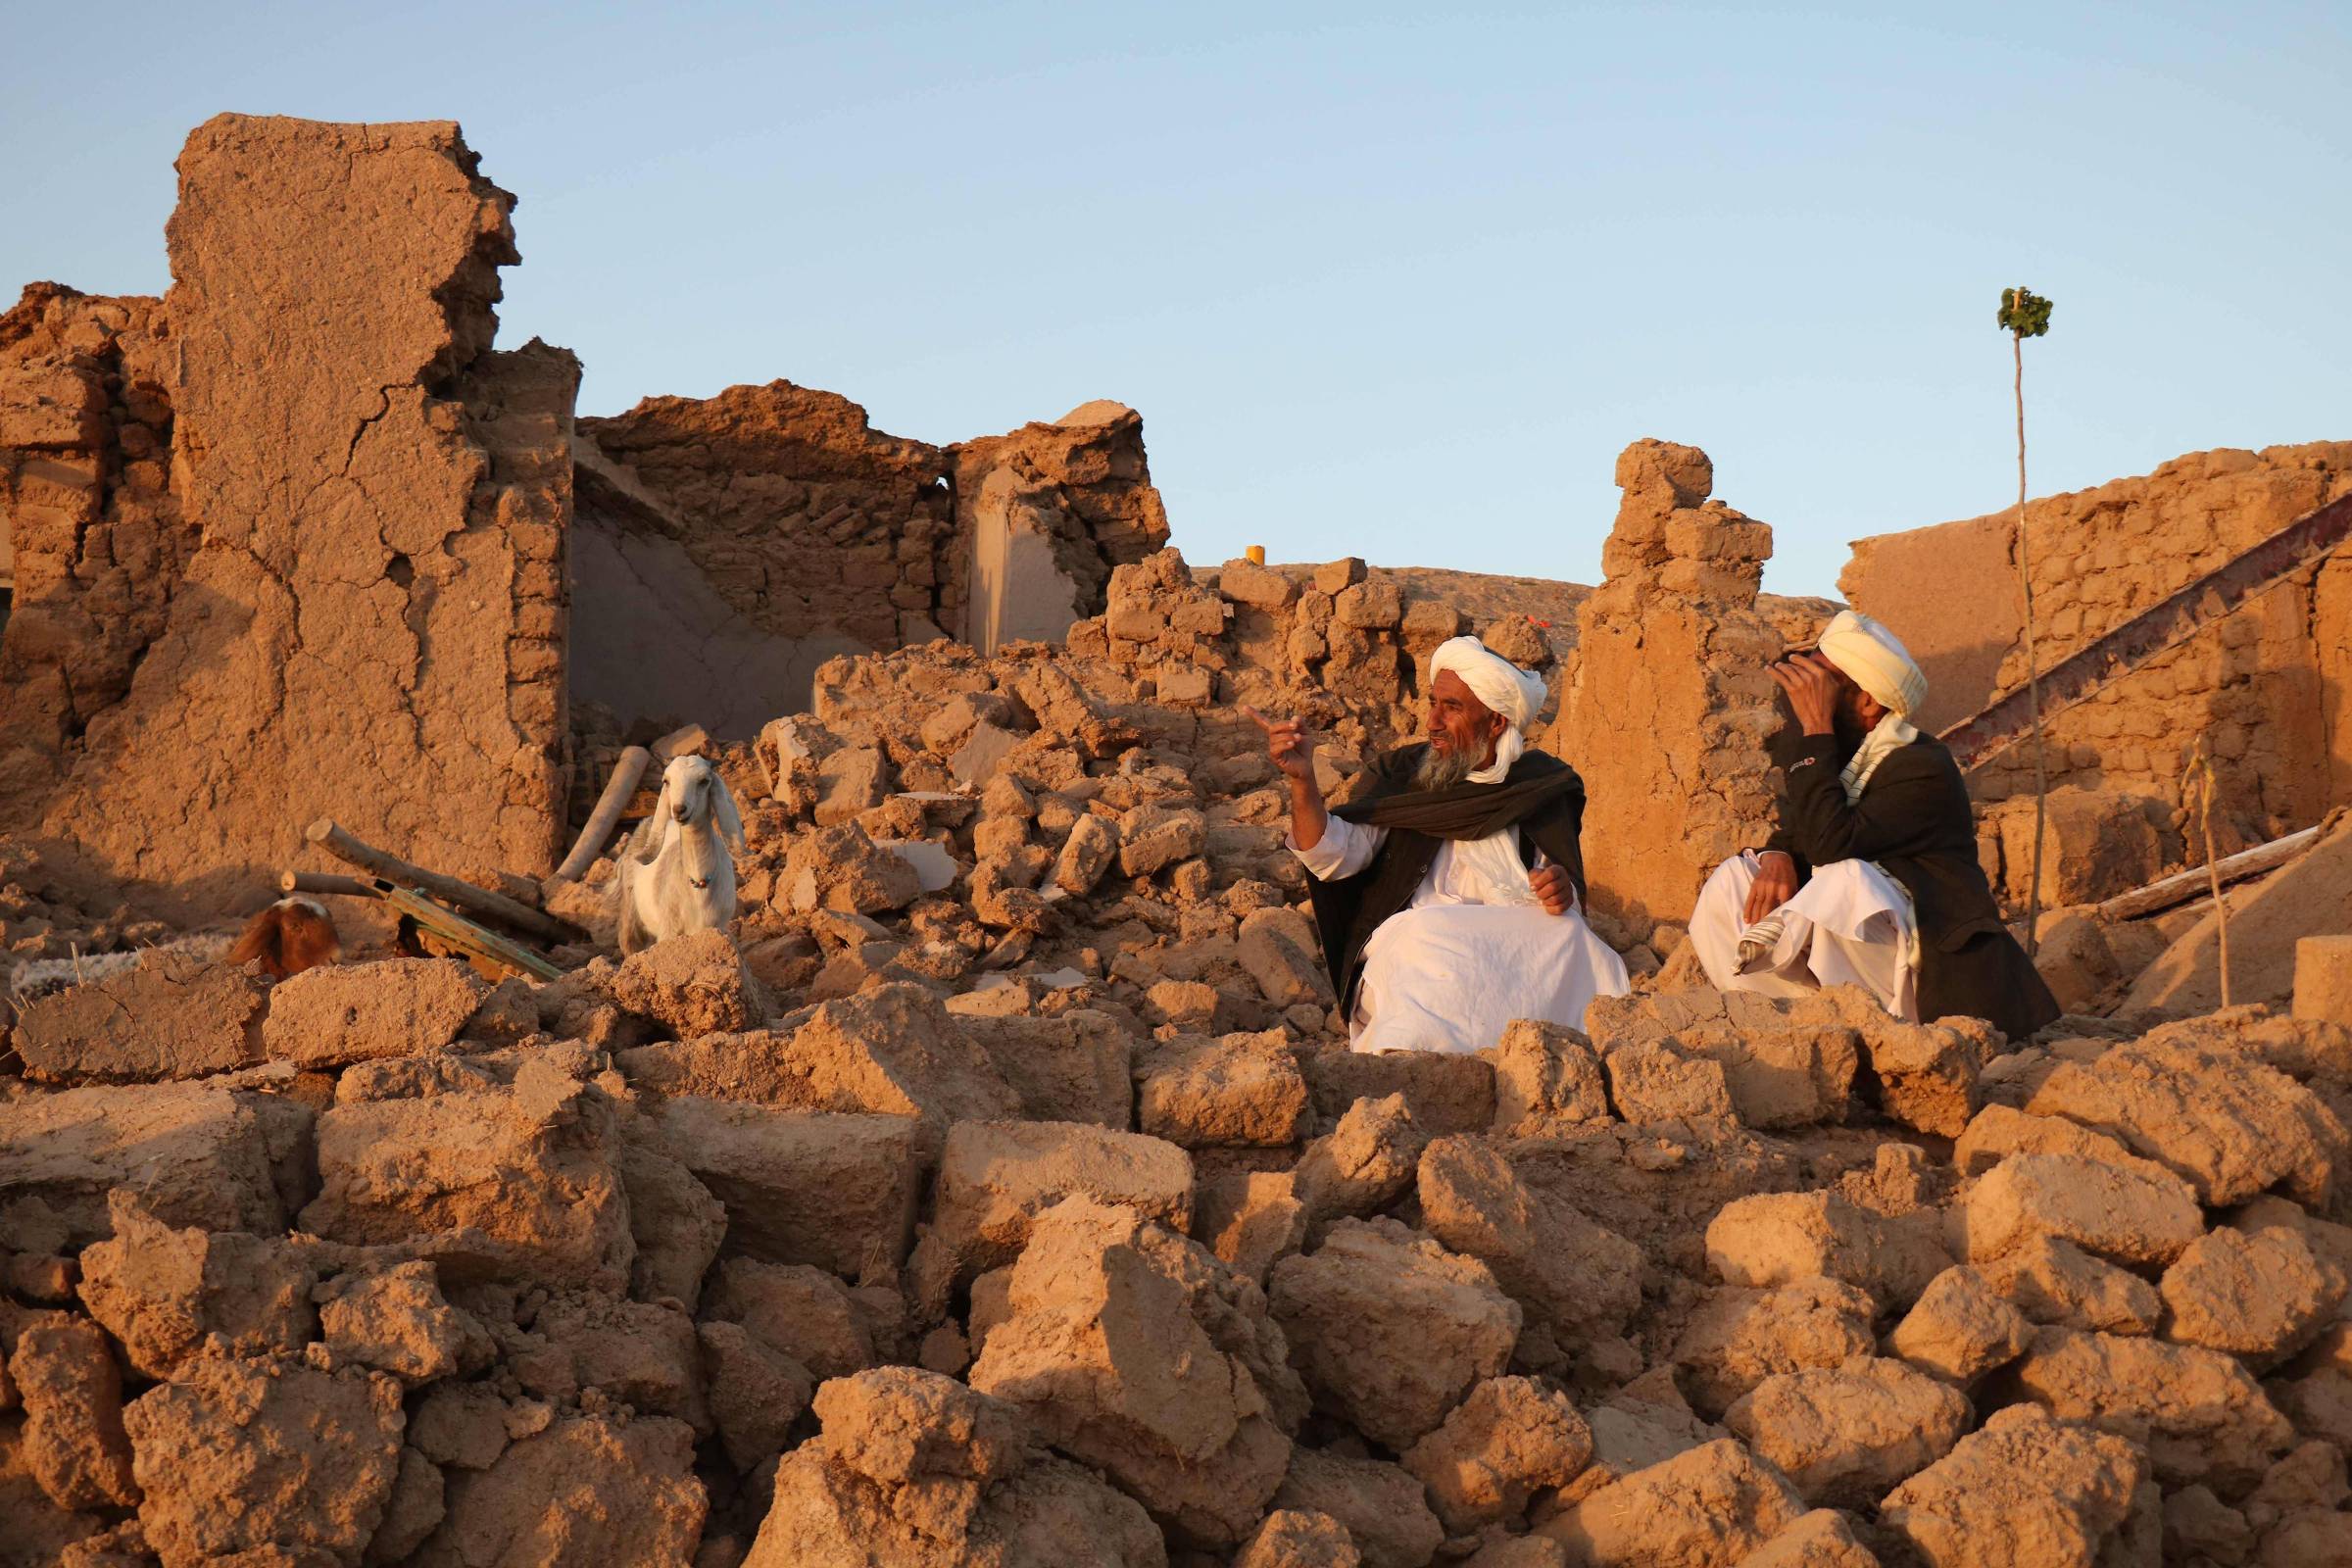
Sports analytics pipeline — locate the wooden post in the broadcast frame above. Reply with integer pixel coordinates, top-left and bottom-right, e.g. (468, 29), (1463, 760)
(279, 870), (376, 899)
(550, 745), (652, 884)
(304, 818), (583, 945)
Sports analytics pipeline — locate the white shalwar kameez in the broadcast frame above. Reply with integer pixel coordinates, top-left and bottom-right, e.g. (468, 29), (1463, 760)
(1290, 808), (1630, 1056)
(1689, 850), (1920, 1021)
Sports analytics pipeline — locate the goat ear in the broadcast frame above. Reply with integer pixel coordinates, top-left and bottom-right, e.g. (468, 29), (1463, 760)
(713, 776), (745, 855)
(639, 770), (677, 859)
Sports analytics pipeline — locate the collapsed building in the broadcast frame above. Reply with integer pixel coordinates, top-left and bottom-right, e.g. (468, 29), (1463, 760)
(4, 113), (2352, 1568)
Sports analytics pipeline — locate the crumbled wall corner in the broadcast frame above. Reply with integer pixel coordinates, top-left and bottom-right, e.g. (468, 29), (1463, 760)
(29, 115), (577, 915)
(0, 284), (180, 829)
(1551, 439), (1786, 943)
(951, 400), (1172, 656)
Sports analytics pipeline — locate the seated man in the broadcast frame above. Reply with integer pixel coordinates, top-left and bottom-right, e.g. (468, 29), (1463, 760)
(1250, 635), (1629, 1055)
(1690, 610), (2060, 1041)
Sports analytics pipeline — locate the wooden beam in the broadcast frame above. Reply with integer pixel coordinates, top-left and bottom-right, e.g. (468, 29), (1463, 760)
(2095, 821), (2326, 922)
(550, 745), (651, 883)
(304, 818), (583, 946)
(279, 870), (375, 899)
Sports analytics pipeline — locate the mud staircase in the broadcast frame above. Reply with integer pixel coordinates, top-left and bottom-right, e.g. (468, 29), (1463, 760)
(1937, 491), (2352, 770)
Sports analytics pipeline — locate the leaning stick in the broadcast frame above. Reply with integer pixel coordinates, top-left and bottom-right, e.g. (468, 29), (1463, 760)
(2094, 821), (2324, 923)
(304, 818), (581, 945)
(279, 870), (376, 899)
(550, 745), (653, 884)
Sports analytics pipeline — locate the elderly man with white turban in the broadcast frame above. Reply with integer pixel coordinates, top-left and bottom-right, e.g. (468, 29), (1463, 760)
(1690, 610), (2059, 1042)
(1248, 635), (1629, 1055)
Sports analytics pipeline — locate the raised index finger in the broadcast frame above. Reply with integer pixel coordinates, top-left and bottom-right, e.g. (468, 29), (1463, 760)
(1240, 706), (1278, 735)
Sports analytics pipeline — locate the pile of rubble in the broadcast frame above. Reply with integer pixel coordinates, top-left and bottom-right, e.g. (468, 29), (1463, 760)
(6, 544), (2352, 1568)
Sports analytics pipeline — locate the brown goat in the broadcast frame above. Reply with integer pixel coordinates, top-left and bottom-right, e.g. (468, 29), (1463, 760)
(226, 896), (342, 980)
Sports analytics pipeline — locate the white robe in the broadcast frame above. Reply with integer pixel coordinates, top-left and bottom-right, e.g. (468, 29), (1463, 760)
(1290, 813), (1630, 1055)
(1690, 850), (1920, 1020)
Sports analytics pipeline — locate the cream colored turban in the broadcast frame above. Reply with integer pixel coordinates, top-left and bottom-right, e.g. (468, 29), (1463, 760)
(1817, 610), (1927, 717)
(1429, 636), (1549, 733)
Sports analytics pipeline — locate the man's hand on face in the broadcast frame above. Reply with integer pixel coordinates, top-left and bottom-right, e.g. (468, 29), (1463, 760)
(1767, 653), (1842, 737)
(1745, 850), (1799, 924)
(1242, 707), (1315, 784)
(1531, 864), (1576, 916)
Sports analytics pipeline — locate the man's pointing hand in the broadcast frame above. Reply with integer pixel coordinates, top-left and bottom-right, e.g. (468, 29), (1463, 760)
(1242, 707), (1315, 783)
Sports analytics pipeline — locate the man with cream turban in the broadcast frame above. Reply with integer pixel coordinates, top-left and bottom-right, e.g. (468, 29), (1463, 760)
(1690, 610), (2059, 1041)
(1249, 634), (1628, 1054)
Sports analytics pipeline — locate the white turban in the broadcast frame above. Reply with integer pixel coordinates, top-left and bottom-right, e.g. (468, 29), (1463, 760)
(1816, 610), (1927, 717)
(1429, 636), (1549, 733)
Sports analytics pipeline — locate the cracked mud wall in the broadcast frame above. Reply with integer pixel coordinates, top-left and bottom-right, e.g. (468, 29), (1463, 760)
(0, 285), (182, 828)
(34, 115), (576, 916)
(1552, 440), (1786, 944)
(1844, 441), (2352, 845)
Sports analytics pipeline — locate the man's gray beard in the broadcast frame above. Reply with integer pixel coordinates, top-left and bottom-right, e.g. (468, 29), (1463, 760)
(1414, 744), (1479, 791)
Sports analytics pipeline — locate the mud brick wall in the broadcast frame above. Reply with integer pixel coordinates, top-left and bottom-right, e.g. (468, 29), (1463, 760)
(570, 388), (1170, 739)
(1845, 442), (2352, 843)
(34, 115), (578, 915)
(0, 285), (183, 826)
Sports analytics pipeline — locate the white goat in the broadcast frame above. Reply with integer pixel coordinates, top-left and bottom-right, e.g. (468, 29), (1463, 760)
(614, 755), (745, 956)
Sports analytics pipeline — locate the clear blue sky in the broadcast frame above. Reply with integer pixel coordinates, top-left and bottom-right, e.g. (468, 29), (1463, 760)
(5, 2), (2345, 597)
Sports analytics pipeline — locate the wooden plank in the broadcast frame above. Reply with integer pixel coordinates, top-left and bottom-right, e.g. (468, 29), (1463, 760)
(1940, 492), (2352, 770)
(375, 882), (566, 982)
(304, 818), (583, 946)
(550, 745), (652, 883)
(2095, 822), (2324, 922)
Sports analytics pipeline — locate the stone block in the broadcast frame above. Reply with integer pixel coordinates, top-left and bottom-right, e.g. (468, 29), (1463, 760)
(2292, 934), (2352, 1027)
(1268, 1217), (1519, 1450)
(300, 1061), (633, 1291)
(1955, 1152), (2205, 1269)
(1880, 1404), (2147, 1568)
(1417, 1135), (1642, 1348)
(1491, 1019), (1609, 1133)
(0, 1080), (298, 1245)
(1303, 1048), (1494, 1136)
(12, 953), (270, 1085)
(1723, 1356), (1970, 1507)
(1535, 1439), (1805, 1566)
(261, 957), (483, 1071)
(1401, 1376), (1592, 1533)
(1137, 1030), (1312, 1148)
(908, 1118), (1192, 1305)
(123, 1354), (406, 1566)
(969, 1197), (1298, 1547)
(642, 1100), (928, 1281)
